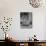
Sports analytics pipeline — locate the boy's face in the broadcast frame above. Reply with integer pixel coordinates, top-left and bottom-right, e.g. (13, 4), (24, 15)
(21, 15), (29, 25)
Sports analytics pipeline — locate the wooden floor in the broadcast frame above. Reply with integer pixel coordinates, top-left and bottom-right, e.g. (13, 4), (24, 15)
(0, 40), (46, 46)
(0, 41), (16, 46)
(0, 42), (16, 46)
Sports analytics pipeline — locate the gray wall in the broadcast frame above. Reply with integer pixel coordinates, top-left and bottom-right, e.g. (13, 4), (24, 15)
(0, 0), (46, 40)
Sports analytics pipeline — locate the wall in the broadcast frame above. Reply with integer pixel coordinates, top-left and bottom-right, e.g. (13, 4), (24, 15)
(0, 0), (46, 40)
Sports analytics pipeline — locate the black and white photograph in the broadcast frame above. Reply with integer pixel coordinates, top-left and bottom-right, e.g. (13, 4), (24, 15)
(20, 12), (32, 29)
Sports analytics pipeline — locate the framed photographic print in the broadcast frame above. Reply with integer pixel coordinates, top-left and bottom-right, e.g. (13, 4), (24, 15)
(20, 12), (32, 29)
